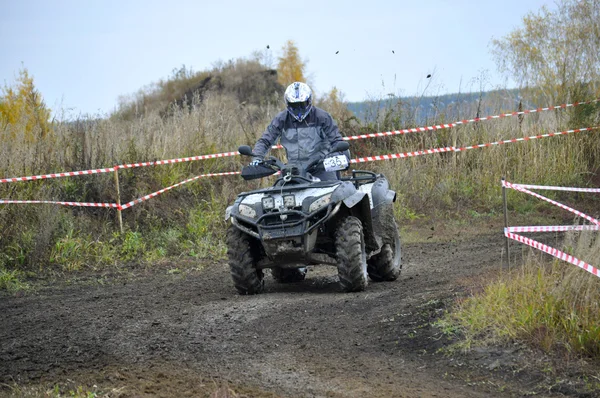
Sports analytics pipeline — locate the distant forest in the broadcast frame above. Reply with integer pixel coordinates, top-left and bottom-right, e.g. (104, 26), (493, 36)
(346, 88), (528, 125)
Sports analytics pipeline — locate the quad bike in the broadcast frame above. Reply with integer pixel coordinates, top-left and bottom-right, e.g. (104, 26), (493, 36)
(225, 141), (402, 294)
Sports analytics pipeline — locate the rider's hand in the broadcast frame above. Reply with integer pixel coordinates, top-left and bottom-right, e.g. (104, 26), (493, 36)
(249, 157), (263, 166)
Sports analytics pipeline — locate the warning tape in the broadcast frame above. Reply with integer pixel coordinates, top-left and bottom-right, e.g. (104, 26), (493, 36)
(0, 166), (118, 184)
(0, 172), (241, 210)
(350, 147), (454, 162)
(503, 180), (600, 226)
(504, 179), (599, 276)
(120, 171), (241, 210)
(505, 231), (600, 278)
(2, 98), (598, 184)
(509, 183), (600, 193)
(350, 127), (599, 164)
(343, 98), (600, 140)
(507, 225), (600, 233)
(0, 199), (119, 208)
(117, 151), (239, 169)
(453, 127), (598, 152)
(2, 126), (598, 209)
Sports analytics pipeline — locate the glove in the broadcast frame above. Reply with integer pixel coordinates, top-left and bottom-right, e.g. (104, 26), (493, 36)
(249, 157), (263, 166)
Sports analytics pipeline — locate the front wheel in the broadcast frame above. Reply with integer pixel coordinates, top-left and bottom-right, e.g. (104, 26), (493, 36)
(227, 223), (264, 295)
(335, 216), (368, 292)
(367, 221), (402, 282)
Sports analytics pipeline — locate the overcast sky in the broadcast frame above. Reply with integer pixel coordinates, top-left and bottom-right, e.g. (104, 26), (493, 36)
(1, 0), (556, 117)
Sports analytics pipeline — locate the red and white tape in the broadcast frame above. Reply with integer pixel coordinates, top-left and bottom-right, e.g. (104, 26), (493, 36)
(505, 231), (600, 278)
(0, 199), (119, 208)
(350, 127), (599, 164)
(343, 98), (600, 141)
(6, 123), (592, 183)
(503, 180), (600, 226)
(120, 171), (241, 210)
(0, 166), (118, 184)
(350, 147), (454, 163)
(3, 126), (598, 209)
(2, 98), (598, 184)
(117, 152), (239, 169)
(509, 183), (600, 193)
(507, 225), (600, 233)
(453, 127), (598, 152)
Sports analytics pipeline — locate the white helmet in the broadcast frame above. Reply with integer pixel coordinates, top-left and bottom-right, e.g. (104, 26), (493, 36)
(284, 82), (313, 122)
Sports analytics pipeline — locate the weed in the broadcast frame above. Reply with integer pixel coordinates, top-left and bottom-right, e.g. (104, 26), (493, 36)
(0, 265), (29, 292)
(50, 230), (89, 271)
(118, 231), (146, 262)
(445, 230), (600, 358)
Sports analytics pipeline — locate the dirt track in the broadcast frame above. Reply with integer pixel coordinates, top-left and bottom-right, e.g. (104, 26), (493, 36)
(1, 230), (598, 397)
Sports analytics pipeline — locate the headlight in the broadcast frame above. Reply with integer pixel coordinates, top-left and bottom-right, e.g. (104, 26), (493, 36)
(238, 204), (257, 218)
(283, 194), (296, 208)
(308, 193), (332, 213)
(262, 196), (275, 210)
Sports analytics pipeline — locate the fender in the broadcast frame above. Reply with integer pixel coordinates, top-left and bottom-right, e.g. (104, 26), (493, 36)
(338, 193), (378, 251)
(342, 191), (367, 208)
(370, 177), (397, 209)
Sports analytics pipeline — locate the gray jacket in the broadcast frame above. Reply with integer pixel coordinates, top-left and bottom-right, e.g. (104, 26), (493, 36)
(253, 107), (347, 170)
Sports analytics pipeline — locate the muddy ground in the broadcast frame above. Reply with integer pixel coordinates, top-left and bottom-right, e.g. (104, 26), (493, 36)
(1, 223), (599, 397)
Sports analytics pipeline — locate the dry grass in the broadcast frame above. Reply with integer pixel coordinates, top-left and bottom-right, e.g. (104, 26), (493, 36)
(0, 61), (599, 278)
(446, 229), (600, 358)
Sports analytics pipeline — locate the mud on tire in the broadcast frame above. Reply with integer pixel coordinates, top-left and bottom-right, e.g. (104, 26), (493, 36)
(271, 267), (307, 283)
(367, 220), (402, 282)
(335, 216), (368, 292)
(227, 224), (264, 295)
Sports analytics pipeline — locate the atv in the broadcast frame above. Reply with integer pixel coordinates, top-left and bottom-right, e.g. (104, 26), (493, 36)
(225, 141), (401, 294)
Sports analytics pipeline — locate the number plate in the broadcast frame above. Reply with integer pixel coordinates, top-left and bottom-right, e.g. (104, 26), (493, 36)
(323, 155), (348, 172)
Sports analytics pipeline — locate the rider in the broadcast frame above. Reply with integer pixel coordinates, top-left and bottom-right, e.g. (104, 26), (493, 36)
(251, 82), (349, 181)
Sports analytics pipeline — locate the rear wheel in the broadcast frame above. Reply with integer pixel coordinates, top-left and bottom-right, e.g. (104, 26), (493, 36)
(227, 224), (264, 295)
(271, 267), (307, 283)
(335, 216), (368, 292)
(367, 221), (401, 282)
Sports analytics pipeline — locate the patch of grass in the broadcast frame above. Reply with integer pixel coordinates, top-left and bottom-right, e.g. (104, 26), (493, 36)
(50, 230), (92, 271)
(184, 199), (228, 259)
(445, 229), (600, 358)
(50, 230), (117, 271)
(0, 383), (99, 397)
(118, 230), (146, 262)
(0, 265), (29, 292)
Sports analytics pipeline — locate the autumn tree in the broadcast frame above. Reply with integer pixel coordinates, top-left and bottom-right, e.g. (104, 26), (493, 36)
(317, 86), (354, 127)
(277, 40), (307, 87)
(491, 0), (600, 107)
(0, 68), (51, 141)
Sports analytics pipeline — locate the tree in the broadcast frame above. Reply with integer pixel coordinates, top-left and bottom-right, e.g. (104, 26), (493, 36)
(277, 40), (307, 86)
(0, 68), (51, 141)
(491, 0), (600, 106)
(317, 86), (354, 126)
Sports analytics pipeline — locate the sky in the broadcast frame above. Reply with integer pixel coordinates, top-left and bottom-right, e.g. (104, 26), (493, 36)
(1, 0), (557, 117)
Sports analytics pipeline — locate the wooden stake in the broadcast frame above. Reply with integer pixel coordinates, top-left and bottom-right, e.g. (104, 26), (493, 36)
(502, 177), (510, 269)
(114, 168), (124, 234)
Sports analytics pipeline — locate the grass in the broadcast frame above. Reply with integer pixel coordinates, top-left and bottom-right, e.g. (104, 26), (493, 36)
(0, 265), (29, 292)
(443, 229), (600, 358)
(0, 381), (253, 398)
(0, 59), (598, 283)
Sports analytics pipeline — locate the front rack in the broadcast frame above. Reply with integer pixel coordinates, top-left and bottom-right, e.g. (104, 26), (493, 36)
(341, 170), (378, 188)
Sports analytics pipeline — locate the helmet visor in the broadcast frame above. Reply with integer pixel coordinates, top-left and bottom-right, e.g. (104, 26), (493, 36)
(288, 100), (309, 111)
